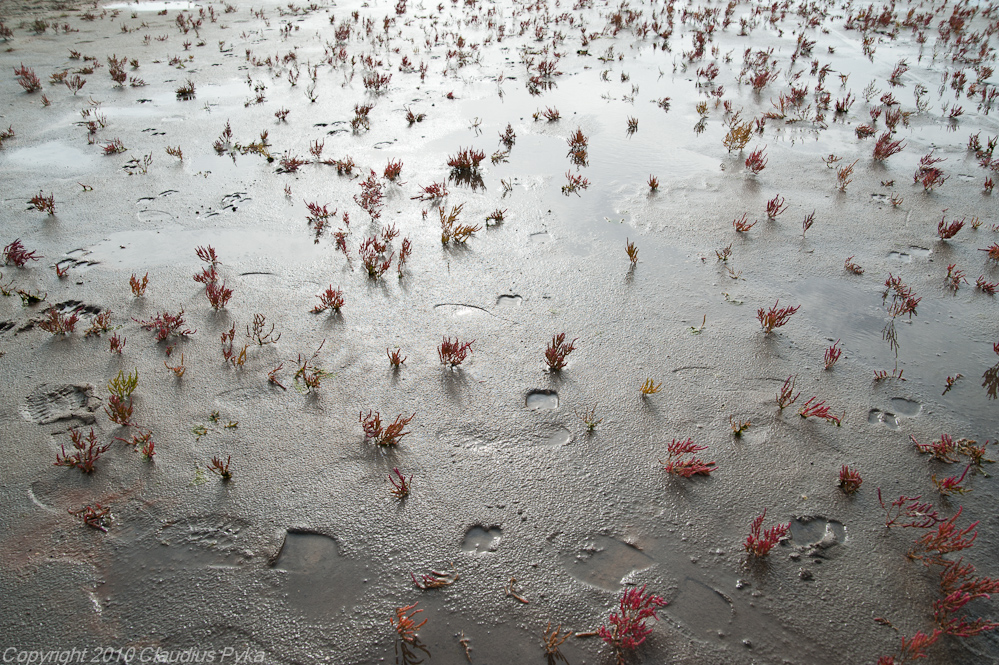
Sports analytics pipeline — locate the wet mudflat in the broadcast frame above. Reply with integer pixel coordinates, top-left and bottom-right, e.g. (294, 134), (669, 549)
(1, 0), (999, 663)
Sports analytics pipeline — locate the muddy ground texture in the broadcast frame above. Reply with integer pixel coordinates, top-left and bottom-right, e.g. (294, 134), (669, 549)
(1, 0), (999, 662)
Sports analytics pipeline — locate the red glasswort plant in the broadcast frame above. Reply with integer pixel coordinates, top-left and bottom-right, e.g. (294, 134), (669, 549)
(354, 169), (384, 221)
(134, 310), (195, 343)
(873, 131), (905, 160)
(389, 468), (412, 498)
(391, 603), (427, 643)
(938, 216), (964, 239)
(387, 348), (407, 368)
(312, 285), (344, 314)
(55, 428), (110, 474)
(129, 272), (148, 297)
(798, 396), (843, 425)
(39, 308), (79, 335)
(838, 465), (863, 493)
(360, 411), (415, 447)
(205, 280), (233, 310)
(439, 337), (474, 367)
(776, 375), (800, 410)
(69, 503), (112, 532)
(757, 300), (800, 333)
(744, 508), (789, 557)
(745, 145), (768, 174)
(877, 489), (944, 529)
(733, 213), (756, 232)
(765, 194), (787, 219)
(660, 438), (716, 478)
(28, 191), (55, 215)
(544, 333), (577, 371)
(598, 586), (666, 664)
(208, 455), (232, 481)
(824, 340), (842, 369)
(3, 239), (41, 267)
(877, 630), (942, 665)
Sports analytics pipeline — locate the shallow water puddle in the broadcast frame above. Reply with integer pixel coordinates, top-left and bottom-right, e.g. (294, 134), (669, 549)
(495, 294), (522, 307)
(525, 390), (558, 409)
(546, 427), (572, 446)
(2, 141), (98, 174)
(460, 526), (501, 554)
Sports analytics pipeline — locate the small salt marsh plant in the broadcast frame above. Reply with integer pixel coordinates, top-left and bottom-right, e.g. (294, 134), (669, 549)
(440, 204), (480, 244)
(175, 79), (196, 100)
(640, 378), (661, 396)
(129, 272), (148, 297)
(661, 437), (716, 477)
(28, 191), (55, 215)
(732, 213), (756, 233)
(69, 503), (111, 532)
(387, 348), (407, 368)
(134, 310), (195, 343)
(439, 337), (474, 368)
(311, 286), (344, 314)
(798, 397), (843, 425)
(359, 237), (394, 279)
(562, 171), (590, 196)
(938, 216), (964, 240)
(39, 308), (80, 335)
(776, 375), (800, 410)
(392, 603), (427, 643)
(293, 340), (331, 393)
(598, 586), (666, 664)
(745, 145), (767, 174)
(757, 301), (800, 333)
(544, 333), (577, 371)
(389, 468), (412, 498)
(55, 428), (111, 474)
(447, 147), (485, 174)
(765, 194), (787, 219)
(354, 169), (384, 221)
(836, 160), (857, 191)
(744, 508), (789, 557)
(838, 465), (863, 494)
(360, 411), (415, 447)
(3, 239), (41, 267)
(105, 368), (137, 426)
(542, 622), (570, 664)
(824, 340), (842, 369)
(802, 210), (816, 236)
(625, 239), (639, 264)
(576, 404), (603, 432)
(207, 455), (232, 481)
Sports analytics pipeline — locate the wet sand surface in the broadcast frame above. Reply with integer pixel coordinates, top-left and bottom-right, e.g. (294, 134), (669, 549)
(1, 0), (998, 663)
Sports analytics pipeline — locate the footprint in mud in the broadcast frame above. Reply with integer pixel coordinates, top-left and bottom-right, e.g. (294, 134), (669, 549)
(559, 535), (654, 591)
(52, 300), (101, 318)
(868, 408), (900, 430)
(525, 390), (558, 409)
(790, 516), (846, 557)
(889, 397), (921, 417)
(269, 531), (369, 617)
(461, 525), (502, 554)
(0, 321), (15, 335)
(669, 578), (735, 637)
(22, 383), (97, 424)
